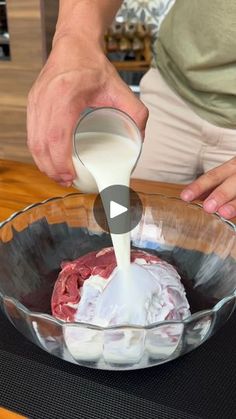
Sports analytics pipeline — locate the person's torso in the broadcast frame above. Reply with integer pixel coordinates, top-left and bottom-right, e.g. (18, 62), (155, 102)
(156, 0), (236, 128)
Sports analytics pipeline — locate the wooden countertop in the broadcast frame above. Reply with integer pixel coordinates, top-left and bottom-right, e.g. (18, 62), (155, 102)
(0, 159), (184, 222)
(0, 407), (26, 418)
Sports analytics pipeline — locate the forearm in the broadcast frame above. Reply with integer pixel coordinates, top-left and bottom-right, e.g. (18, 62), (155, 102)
(54, 0), (123, 45)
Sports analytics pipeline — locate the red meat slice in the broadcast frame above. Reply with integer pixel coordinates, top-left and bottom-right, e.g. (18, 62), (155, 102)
(51, 247), (160, 321)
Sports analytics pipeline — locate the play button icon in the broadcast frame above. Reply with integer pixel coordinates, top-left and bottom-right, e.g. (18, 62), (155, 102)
(93, 185), (143, 234)
(110, 201), (128, 219)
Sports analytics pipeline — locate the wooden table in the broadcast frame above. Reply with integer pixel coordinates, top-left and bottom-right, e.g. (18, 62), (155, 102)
(0, 159), (184, 222)
(0, 407), (26, 418)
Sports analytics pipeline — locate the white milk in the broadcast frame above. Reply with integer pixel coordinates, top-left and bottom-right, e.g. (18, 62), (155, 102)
(73, 132), (140, 274)
(68, 132), (190, 365)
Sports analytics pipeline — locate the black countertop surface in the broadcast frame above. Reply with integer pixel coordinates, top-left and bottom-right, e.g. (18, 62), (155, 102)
(0, 311), (235, 419)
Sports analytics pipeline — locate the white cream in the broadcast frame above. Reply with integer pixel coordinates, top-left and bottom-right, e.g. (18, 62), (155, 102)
(75, 258), (190, 327)
(64, 258), (190, 365)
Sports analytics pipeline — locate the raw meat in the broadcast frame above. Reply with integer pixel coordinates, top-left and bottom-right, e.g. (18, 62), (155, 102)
(51, 247), (190, 326)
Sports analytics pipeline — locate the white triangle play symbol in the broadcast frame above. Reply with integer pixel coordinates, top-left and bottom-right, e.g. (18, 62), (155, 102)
(110, 200), (128, 219)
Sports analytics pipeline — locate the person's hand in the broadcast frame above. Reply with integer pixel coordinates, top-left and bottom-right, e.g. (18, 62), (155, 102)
(27, 35), (148, 187)
(180, 157), (236, 219)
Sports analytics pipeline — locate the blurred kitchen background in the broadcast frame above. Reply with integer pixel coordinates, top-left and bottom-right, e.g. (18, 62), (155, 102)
(0, 0), (174, 163)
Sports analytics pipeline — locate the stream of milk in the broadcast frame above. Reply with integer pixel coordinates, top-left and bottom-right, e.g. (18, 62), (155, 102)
(74, 132), (139, 272)
(73, 132), (141, 321)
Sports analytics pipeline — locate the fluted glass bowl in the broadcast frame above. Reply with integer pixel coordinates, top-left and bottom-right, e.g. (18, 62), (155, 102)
(0, 193), (236, 370)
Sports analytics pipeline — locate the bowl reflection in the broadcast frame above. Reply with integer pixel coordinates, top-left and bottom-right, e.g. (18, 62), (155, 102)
(0, 193), (235, 370)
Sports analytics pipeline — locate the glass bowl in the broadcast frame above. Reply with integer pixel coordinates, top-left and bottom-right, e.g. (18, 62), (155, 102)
(0, 193), (235, 371)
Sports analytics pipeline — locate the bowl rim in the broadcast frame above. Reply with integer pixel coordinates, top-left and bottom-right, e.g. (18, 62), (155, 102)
(1, 292), (235, 330)
(1, 191), (236, 230)
(0, 192), (235, 330)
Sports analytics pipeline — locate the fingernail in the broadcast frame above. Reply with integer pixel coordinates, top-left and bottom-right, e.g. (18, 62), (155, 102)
(204, 198), (218, 213)
(219, 205), (235, 218)
(180, 189), (194, 201)
(60, 181), (72, 188)
(60, 173), (74, 182)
